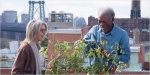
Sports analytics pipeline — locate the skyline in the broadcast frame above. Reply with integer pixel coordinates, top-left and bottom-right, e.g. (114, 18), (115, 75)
(0, 0), (150, 23)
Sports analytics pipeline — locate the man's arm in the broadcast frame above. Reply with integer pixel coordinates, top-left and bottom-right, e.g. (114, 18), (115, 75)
(83, 25), (99, 41)
(119, 31), (131, 64)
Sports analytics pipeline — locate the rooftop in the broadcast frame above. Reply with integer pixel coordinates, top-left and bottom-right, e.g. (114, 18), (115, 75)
(48, 28), (81, 34)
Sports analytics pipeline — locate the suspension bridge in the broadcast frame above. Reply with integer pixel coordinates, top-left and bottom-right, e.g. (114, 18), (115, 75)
(1, 0), (49, 33)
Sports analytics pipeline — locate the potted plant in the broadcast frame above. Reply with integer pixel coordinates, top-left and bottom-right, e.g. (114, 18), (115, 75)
(45, 40), (127, 75)
(82, 40), (127, 74)
(45, 41), (86, 74)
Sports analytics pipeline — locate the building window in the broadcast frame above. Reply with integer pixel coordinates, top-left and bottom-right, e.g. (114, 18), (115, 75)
(132, 24), (134, 27)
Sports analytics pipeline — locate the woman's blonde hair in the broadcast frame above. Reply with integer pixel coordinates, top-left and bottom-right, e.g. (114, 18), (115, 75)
(24, 20), (48, 44)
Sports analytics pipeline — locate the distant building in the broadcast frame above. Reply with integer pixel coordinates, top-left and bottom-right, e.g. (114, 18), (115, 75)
(73, 16), (86, 28)
(21, 13), (29, 24)
(44, 17), (48, 23)
(130, 0), (141, 18)
(0, 15), (1, 23)
(115, 18), (149, 41)
(48, 11), (73, 28)
(1, 10), (18, 23)
(0, 41), (19, 59)
(88, 16), (98, 27)
(0, 48), (10, 54)
(9, 41), (19, 53)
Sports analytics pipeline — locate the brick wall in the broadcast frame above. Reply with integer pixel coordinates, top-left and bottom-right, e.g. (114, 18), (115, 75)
(48, 33), (81, 61)
(139, 44), (145, 63)
(81, 26), (92, 38)
(0, 68), (11, 75)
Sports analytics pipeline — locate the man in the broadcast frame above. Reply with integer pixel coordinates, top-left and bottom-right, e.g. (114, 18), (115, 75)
(83, 7), (130, 70)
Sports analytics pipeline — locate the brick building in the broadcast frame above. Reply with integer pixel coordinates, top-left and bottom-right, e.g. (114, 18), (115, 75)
(115, 18), (149, 41)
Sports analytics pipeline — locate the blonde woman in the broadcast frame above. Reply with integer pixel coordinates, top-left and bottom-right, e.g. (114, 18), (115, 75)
(11, 20), (48, 75)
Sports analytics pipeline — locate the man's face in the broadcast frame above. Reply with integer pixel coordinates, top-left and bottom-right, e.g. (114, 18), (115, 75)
(98, 13), (113, 34)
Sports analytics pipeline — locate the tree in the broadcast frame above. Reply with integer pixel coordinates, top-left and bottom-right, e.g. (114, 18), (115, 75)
(41, 36), (48, 47)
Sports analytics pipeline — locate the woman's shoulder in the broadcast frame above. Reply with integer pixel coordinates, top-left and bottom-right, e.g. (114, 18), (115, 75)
(18, 41), (31, 51)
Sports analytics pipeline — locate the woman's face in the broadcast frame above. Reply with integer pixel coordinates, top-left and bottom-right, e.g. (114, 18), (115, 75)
(35, 24), (47, 42)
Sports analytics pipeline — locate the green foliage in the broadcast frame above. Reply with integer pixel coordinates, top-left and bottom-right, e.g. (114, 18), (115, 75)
(40, 47), (48, 58)
(45, 39), (127, 75)
(45, 41), (86, 74)
(40, 36), (48, 47)
(83, 40), (127, 74)
(54, 41), (71, 54)
(147, 52), (150, 62)
(115, 61), (127, 73)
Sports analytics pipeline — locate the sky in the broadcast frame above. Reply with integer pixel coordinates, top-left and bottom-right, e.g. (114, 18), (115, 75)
(0, 0), (150, 23)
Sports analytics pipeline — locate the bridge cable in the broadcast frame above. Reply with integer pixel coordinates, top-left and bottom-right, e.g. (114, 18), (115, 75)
(17, 4), (28, 21)
(45, 4), (51, 17)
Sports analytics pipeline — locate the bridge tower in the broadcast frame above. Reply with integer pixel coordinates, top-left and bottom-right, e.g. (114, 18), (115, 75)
(28, 1), (45, 21)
